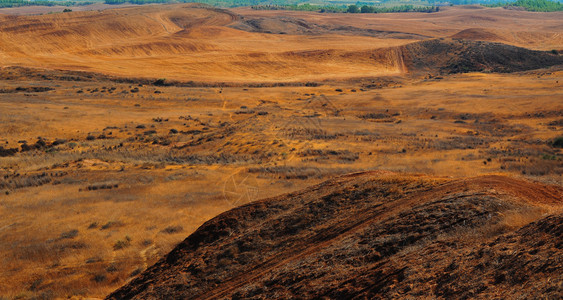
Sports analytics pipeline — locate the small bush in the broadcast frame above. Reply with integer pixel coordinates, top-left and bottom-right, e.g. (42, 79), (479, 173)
(130, 267), (143, 277)
(113, 236), (132, 250)
(52, 138), (67, 146)
(85, 256), (102, 264)
(85, 183), (118, 191)
(552, 136), (563, 148)
(106, 263), (119, 273)
(0, 146), (18, 157)
(92, 274), (106, 283)
(161, 225), (183, 234)
(153, 78), (167, 86)
(60, 229), (78, 239)
(100, 220), (124, 230)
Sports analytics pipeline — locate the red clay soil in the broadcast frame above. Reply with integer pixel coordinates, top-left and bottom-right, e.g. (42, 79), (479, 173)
(107, 172), (562, 299)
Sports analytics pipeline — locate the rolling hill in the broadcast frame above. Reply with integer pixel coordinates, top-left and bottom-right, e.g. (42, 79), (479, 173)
(107, 172), (562, 299)
(0, 4), (562, 83)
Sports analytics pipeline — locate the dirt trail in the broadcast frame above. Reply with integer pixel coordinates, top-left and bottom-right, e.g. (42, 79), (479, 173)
(139, 245), (156, 270)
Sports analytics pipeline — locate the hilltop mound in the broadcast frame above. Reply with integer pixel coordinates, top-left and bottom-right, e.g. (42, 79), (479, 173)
(401, 38), (563, 74)
(107, 172), (562, 299)
(451, 28), (506, 42)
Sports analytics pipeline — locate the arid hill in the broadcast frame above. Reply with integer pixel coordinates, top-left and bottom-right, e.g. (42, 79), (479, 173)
(401, 38), (563, 74)
(107, 172), (562, 299)
(0, 5), (561, 82)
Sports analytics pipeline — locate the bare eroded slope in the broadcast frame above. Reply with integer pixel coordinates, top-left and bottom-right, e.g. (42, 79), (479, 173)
(107, 172), (562, 299)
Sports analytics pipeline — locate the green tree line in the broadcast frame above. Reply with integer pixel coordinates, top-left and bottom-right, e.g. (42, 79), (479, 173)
(0, 0), (93, 8)
(105, 0), (169, 4)
(251, 4), (440, 13)
(485, 0), (563, 11)
(104, 0), (296, 6)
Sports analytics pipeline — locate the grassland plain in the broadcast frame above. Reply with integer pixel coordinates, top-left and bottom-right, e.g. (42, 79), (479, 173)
(0, 3), (561, 299)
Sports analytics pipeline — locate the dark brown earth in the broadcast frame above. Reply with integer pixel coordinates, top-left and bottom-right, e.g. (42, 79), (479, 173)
(107, 172), (562, 299)
(400, 38), (563, 75)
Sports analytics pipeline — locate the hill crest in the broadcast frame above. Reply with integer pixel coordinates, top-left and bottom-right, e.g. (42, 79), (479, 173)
(107, 172), (563, 299)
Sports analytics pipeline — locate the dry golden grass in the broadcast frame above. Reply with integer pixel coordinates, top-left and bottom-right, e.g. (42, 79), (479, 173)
(233, 6), (563, 50)
(1, 69), (561, 298)
(1, 5), (561, 83)
(0, 3), (561, 299)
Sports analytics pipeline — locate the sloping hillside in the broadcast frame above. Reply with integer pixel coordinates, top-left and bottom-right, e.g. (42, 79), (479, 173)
(107, 172), (562, 299)
(401, 38), (563, 74)
(0, 4), (409, 82)
(1, 5), (561, 83)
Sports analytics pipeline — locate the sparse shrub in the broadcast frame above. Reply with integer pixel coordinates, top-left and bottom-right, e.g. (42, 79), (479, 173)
(101, 220), (124, 230)
(1, 172), (52, 190)
(29, 278), (43, 291)
(130, 267), (143, 277)
(161, 225), (183, 234)
(106, 263), (119, 272)
(360, 113), (391, 120)
(153, 78), (167, 86)
(85, 182), (118, 191)
(85, 257), (102, 264)
(92, 274), (106, 283)
(20, 138), (50, 152)
(299, 149), (359, 162)
(0, 146), (18, 157)
(59, 229), (78, 239)
(552, 136), (563, 148)
(113, 236), (132, 250)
